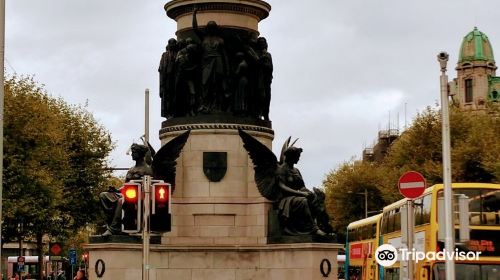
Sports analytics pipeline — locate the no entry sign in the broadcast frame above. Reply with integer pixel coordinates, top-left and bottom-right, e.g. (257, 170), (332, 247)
(398, 171), (427, 199)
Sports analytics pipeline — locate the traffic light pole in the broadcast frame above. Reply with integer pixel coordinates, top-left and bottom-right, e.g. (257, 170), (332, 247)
(142, 175), (151, 280)
(142, 89), (151, 280)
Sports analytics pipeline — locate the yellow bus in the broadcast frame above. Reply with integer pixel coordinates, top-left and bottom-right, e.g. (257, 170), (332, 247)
(346, 213), (382, 280)
(378, 183), (500, 280)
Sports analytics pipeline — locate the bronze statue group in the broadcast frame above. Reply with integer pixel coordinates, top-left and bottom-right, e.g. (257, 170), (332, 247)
(99, 10), (336, 241)
(159, 9), (273, 120)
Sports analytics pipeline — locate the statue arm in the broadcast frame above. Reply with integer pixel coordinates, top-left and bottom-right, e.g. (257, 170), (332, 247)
(246, 46), (259, 62)
(192, 8), (203, 40)
(278, 179), (308, 197)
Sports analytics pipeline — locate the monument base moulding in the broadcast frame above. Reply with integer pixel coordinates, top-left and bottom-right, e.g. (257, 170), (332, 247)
(85, 243), (342, 280)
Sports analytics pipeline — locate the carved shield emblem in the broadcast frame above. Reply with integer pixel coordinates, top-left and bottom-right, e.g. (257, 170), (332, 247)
(203, 152), (227, 182)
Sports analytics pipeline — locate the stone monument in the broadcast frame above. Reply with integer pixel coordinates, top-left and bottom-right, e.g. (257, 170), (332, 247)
(86, 1), (342, 279)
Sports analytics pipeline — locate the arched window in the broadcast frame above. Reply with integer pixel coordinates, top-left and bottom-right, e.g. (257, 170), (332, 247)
(489, 90), (499, 102)
(465, 79), (473, 103)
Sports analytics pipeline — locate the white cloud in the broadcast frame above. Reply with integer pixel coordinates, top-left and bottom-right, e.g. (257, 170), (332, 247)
(6, 0), (500, 187)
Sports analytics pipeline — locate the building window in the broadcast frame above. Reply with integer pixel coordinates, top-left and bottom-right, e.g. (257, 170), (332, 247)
(489, 90), (499, 102)
(465, 79), (473, 103)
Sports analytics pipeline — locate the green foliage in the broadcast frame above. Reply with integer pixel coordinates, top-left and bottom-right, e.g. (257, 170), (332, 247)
(323, 160), (389, 238)
(323, 105), (500, 237)
(3, 75), (113, 245)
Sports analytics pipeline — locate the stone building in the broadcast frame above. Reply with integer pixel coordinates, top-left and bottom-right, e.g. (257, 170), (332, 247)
(449, 27), (500, 109)
(363, 27), (500, 163)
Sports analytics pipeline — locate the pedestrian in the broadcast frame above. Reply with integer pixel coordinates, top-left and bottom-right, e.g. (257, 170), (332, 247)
(73, 270), (87, 280)
(56, 270), (66, 280)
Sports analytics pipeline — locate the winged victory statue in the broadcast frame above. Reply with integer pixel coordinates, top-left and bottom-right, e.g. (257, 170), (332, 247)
(100, 130), (190, 236)
(238, 129), (335, 239)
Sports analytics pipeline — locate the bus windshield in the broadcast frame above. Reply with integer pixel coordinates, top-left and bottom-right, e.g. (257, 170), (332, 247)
(433, 263), (500, 280)
(439, 188), (500, 225)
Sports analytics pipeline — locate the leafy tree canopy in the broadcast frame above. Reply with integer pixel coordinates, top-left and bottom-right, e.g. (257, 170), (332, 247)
(3, 75), (113, 250)
(324, 104), (500, 236)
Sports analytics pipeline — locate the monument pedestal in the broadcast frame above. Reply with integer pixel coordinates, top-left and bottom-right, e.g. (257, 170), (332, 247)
(85, 126), (343, 280)
(159, 125), (274, 246)
(86, 243), (342, 280)
(85, 1), (344, 279)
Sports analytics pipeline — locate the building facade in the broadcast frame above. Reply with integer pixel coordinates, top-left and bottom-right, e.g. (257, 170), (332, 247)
(449, 27), (500, 109)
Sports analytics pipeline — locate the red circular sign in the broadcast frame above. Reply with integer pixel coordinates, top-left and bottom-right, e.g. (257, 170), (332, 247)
(50, 243), (62, 256)
(398, 171), (427, 199)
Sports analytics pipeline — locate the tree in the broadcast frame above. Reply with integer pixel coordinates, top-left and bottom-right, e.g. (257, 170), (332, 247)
(323, 105), (499, 237)
(323, 160), (390, 239)
(3, 75), (113, 279)
(385, 105), (500, 184)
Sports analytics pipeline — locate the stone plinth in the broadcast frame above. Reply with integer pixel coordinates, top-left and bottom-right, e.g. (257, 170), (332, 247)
(85, 243), (342, 280)
(159, 126), (274, 246)
(165, 0), (271, 33)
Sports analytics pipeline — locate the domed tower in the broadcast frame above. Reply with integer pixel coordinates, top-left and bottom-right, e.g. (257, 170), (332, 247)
(450, 27), (500, 109)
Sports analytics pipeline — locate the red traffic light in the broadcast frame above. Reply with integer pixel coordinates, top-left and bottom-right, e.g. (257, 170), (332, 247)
(153, 183), (170, 204)
(121, 183), (141, 203)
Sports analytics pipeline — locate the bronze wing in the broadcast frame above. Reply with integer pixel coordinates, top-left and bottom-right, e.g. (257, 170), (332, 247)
(238, 129), (279, 201)
(152, 130), (190, 185)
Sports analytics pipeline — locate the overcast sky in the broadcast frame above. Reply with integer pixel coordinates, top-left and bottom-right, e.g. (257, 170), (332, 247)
(6, 0), (500, 188)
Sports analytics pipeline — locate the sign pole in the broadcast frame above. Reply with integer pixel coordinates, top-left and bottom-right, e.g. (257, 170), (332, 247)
(398, 171), (426, 280)
(407, 200), (414, 279)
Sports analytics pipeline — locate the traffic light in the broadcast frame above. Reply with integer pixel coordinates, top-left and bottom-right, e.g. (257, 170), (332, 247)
(150, 182), (171, 232)
(82, 252), (89, 264)
(121, 182), (142, 233)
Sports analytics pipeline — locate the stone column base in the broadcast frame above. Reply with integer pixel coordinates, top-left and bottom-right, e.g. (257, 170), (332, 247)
(85, 243), (343, 280)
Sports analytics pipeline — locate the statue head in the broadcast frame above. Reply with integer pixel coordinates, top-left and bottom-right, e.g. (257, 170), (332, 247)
(284, 146), (303, 164)
(236, 52), (245, 61)
(186, 44), (197, 55)
(130, 143), (149, 161)
(206, 21), (218, 35)
(167, 38), (177, 49)
(185, 37), (195, 46)
(177, 39), (187, 50)
(257, 37), (268, 50)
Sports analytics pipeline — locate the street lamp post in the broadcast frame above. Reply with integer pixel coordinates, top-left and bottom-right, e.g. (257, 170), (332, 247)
(363, 189), (367, 218)
(438, 51), (455, 280)
(349, 189), (369, 218)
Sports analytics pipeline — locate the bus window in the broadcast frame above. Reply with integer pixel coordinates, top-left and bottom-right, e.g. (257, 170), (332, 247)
(348, 266), (362, 280)
(482, 264), (500, 280)
(381, 212), (389, 234)
(387, 210), (395, 232)
(422, 194), (431, 224)
(432, 263), (497, 280)
(414, 197), (423, 225)
(394, 208), (401, 232)
(440, 189), (500, 225)
(384, 268), (399, 280)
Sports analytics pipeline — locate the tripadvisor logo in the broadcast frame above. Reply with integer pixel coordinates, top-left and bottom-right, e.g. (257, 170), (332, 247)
(375, 244), (398, 267)
(375, 244), (482, 266)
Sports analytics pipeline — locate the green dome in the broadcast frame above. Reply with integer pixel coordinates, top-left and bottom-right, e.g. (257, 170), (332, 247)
(458, 27), (495, 63)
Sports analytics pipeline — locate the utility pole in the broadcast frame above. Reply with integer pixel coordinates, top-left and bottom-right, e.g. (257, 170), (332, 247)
(364, 189), (368, 218)
(0, 1), (6, 278)
(438, 51), (455, 280)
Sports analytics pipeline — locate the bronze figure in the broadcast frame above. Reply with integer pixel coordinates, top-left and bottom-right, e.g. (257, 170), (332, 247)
(159, 38), (179, 118)
(192, 8), (229, 113)
(238, 129), (335, 238)
(99, 130), (190, 236)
